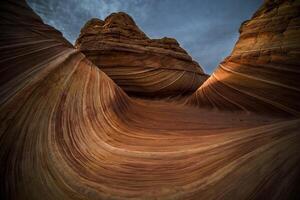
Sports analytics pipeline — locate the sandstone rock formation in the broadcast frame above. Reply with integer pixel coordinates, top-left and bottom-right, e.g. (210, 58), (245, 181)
(75, 12), (208, 97)
(0, 0), (300, 200)
(188, 0), (300, 117)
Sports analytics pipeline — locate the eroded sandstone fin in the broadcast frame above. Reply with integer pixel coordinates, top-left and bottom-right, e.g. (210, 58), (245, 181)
(188, 0), (300, 117)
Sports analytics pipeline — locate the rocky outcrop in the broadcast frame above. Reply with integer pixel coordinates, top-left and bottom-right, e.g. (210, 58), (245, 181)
(189, 0), (300, 116)
(76, 12), (208, 97)
(1, 1), (300, 200)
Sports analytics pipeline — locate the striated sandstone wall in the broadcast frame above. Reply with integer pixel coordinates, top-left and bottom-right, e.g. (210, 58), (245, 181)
(0, 1), (300, 200)
(189, 0), (300, 117)
(76, 12), (208, 97)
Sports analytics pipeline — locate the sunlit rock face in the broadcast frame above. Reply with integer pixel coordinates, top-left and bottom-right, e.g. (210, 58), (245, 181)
(189, 0), (300, 116)
(75, 12), (208, 97)
(0, 1), (300, 200)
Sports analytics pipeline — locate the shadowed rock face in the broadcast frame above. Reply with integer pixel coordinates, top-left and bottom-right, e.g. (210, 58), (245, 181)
(188, 0), (300, 117)
(76, 12), (208, 97)
(0, 0), (300, 200)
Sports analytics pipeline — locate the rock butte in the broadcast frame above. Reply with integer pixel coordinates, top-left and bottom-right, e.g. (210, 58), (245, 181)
(75, 12), (208, 97)
(0, 0), (299, 200)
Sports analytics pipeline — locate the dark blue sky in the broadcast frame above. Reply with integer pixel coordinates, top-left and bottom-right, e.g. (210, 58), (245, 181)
(27, 0), (262, 74)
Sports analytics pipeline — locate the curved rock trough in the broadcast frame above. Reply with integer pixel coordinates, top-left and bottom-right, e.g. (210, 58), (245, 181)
(0, 0), (299, 199)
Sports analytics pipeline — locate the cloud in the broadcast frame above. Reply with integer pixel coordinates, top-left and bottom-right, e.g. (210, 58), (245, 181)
(27, 0), (262, 74)
(27, 0), (152, 42)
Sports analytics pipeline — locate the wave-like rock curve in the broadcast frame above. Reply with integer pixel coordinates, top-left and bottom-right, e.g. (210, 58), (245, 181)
(188, 0), (300, 117)
(0, 0), (300, 200)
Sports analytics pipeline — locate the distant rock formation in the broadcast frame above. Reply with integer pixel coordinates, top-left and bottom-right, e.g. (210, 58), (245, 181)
(76, 12), (208, 97)
(189, 0), (300, 117)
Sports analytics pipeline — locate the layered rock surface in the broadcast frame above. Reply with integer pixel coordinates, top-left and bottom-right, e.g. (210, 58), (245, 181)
(189, 0), (300, 116)
(0, 1), (300, 200)
(76, 12), (208, 97)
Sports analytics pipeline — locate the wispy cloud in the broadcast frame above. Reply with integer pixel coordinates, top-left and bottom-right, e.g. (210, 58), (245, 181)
(27, 0), (261, 74)
(27, 0), (152, 42)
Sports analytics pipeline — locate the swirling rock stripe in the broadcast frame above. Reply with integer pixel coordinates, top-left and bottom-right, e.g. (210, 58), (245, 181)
(188, 0), (300, 117)
(0, 1), (300, 200)
(82, 49), (207, 97)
